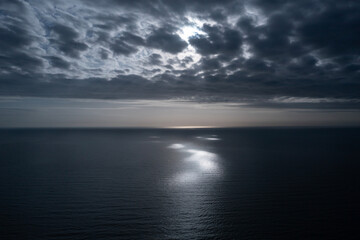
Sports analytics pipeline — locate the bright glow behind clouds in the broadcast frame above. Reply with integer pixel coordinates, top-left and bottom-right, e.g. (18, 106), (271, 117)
(178, 25), (205, 42)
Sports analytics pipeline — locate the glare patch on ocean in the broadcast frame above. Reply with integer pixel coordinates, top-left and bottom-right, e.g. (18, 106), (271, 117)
(195, 134), (221, 141)
(168, 142), (221, 185)
(168, 143), (185, 149)
(185, 149), (217, 171)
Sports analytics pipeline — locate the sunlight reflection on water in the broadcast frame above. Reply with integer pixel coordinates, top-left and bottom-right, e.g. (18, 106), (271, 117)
(185, 149), (217, 171)
(168, 143), (185, 149)
(167, 140), (221, 185)
(164, 138), (223, 237)
(195, 136), (221, 141)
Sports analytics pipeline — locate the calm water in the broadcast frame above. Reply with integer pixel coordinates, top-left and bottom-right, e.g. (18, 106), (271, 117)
(1, 128), (360, 239)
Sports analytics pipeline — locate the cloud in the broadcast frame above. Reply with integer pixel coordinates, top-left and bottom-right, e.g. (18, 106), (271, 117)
(50, 24), (88, 58)
(0, 25), (32, 53)
(299, 2), (360, 57)
(46, 56), (71, 69)
(148, 53), (162, 65)
(145, 27), (188, 54)
(120, 32), (145, 46)
(0, 0), (359, 110)
(189, 24), (242, 56)
(109, 39), (138, 56)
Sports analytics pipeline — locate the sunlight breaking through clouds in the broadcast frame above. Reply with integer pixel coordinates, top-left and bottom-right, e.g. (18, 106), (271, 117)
(178, 26), (205, 42)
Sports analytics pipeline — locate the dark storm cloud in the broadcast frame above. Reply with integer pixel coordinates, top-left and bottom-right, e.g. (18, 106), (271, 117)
(145, 27), (188, 54)
(200, 58), (221, 71)
(0, 53), (43, 73)
(82, 0), (241, 17)
(46, 56), (71, 69)
(0, 20), (43, 73)
(0, 0), (26, 13)
(109, 39), (138, 56)
(0, 0), (359, 109)
(51, 24), (88, 58)
(94, 14), (136, 31)
(148, 54), (162, 65)
(299, 3), (360, 57)
(0, 25), (32, 53)
(120, 32), (145, 46)
(189, 24), (242, 56)
(99, 48), (109, 60)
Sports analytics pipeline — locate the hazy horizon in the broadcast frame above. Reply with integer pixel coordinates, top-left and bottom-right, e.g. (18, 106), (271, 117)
(1, 97), (360, 128)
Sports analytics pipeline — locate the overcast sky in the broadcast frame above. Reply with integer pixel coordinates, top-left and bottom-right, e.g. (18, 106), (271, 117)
(0, 0), (359, 127)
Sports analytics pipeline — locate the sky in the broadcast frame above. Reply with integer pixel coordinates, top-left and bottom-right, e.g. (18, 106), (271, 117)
(0, 0), (359, 127)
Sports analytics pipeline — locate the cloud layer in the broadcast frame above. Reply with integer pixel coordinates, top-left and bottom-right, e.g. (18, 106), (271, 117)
(0, 0), (359, 108)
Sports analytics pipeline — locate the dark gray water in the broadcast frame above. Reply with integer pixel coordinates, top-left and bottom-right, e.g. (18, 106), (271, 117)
(1, 128), (360, 239)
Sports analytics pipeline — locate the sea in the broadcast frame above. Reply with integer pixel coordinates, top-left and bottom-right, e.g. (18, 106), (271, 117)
(1, 128), (360, 239)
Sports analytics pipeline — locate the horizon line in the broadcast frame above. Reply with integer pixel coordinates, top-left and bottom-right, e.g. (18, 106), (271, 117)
(1, 125), (360, 130)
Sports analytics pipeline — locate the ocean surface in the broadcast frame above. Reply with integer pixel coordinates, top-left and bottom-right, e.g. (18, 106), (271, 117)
(1, 128), (360, 239)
